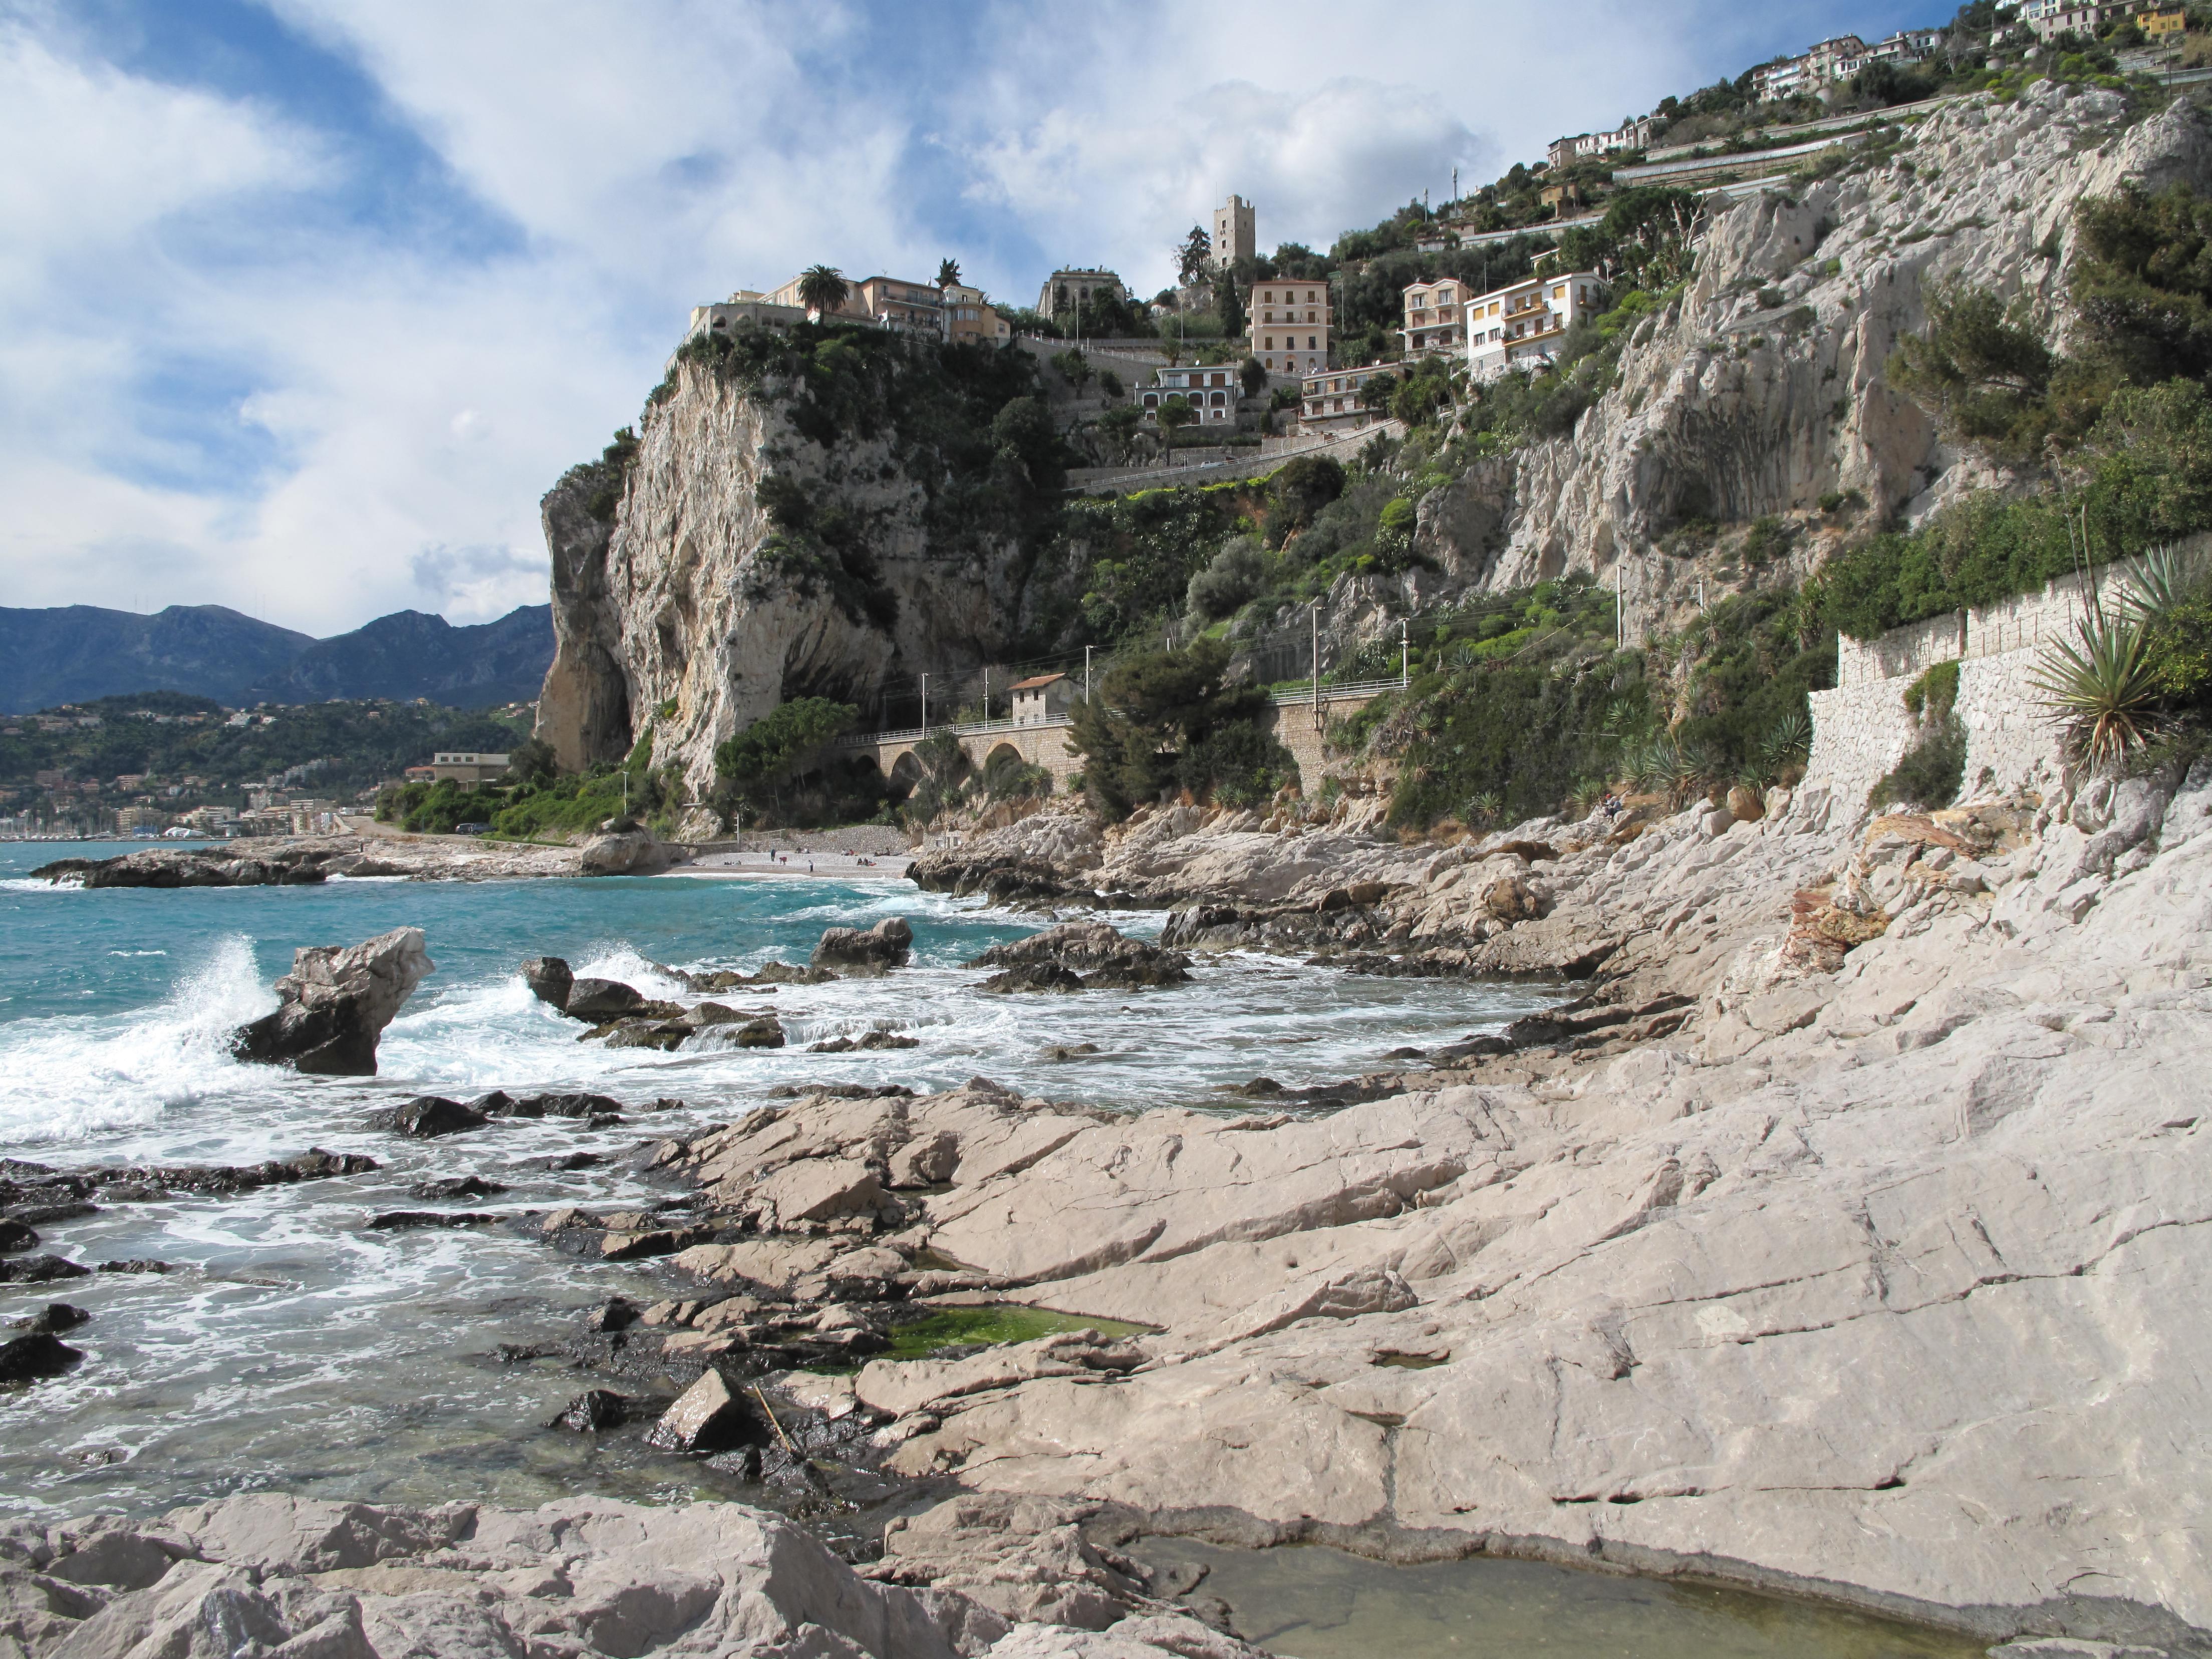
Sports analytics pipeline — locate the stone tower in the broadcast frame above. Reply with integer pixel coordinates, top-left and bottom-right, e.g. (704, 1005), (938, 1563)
(1212, 195), (1255, 269)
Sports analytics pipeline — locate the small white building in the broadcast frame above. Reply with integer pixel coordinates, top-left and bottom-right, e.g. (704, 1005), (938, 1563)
(1299, 365), (1392, 434)
(1008, 673), (1076, 725)
(428, 751), (510, 783)
(688, 292), (808, 339)
(1464, 270), (1608, 381)
(1132, 364), (1242, 426)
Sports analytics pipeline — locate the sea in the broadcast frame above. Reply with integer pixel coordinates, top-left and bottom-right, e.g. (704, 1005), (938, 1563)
(0, 841), (1554, 1523)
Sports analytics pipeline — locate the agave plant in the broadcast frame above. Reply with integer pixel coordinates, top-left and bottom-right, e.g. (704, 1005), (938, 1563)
(1758, 709), (1813, 781)
(2030, 608), (2159, 767)
(1463, 790), (1504, 827)
(2111, 543), (2198, 624)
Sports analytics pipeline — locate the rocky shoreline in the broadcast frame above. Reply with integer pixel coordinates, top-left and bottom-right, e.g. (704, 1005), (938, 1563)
(4, 765), (2205, 1655)
(536, 765), (2212, 1653)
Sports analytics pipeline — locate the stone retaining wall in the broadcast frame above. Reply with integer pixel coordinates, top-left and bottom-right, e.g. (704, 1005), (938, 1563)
(1811, 567), (2114, 813)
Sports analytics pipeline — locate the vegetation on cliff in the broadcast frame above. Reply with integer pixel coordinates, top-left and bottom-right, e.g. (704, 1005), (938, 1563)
(1821, 183), (2212, 638)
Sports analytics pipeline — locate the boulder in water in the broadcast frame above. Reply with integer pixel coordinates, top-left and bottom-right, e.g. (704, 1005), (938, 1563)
(11, 1303), (88, 1334)
(0, 1220), (35, 1255)
(810, 917), (913, 973)
(0, 1255), (90, 1284)
(645, 1368), (752, 1453)
(371, 1096), (488, 1139)
(563, 978), (643, 1021)
(228, 927), (433, 1076)
(0, 1332), (83, 1384)
(520, 957), (574, 1008)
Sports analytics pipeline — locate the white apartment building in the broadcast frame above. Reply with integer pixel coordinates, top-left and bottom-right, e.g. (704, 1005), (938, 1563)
(2019, 0), (2140, 38)
(1465, 270), (1608, 380)
(1401, 277), (1468, 359)
(1299, 365), (1392, 434)
(1837, 28), (1948, 73)
(1545, 117), (1657, 172)
(1248, 281), (1330, 376)
(1751, 35), (1867, 99)
(1132, 364), (1242, 426)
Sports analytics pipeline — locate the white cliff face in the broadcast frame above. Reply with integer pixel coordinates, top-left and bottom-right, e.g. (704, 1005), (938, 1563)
(535, 355), (1055, 796)
(1435, 89), (2212, 612)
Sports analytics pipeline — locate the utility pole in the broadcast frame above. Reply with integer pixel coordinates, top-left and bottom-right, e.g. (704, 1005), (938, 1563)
(1084, 645), (1092, 702)
(1311, 602), (1324, 731)
(982, 667), (989, 726)
(1400, 617), (1410, 688)
(920, 673), (929, 737)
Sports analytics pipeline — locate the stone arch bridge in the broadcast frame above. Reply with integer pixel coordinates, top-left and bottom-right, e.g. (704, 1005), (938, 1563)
(832, 681), (1404, 799)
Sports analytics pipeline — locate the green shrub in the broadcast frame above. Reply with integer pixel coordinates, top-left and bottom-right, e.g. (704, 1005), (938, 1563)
(1068, 639), (1287, 819)
(1871, 713), (1967, 809)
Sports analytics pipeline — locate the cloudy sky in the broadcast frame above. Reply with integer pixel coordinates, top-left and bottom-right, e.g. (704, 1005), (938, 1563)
(4, 0), (1938, 638)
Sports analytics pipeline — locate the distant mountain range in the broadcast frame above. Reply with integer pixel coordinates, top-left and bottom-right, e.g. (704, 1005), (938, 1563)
(0, 603), (553, 713)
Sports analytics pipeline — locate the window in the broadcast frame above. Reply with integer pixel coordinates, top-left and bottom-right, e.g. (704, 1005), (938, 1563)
(1264, 337), (1273, 350)
(1307, 336), (1316, 349)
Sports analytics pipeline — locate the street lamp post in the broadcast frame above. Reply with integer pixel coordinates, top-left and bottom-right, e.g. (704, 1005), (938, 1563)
(920, 673), (929, 737)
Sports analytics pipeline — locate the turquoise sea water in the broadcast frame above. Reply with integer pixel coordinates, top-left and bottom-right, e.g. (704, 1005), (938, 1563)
(0, 842), (1553, 1522)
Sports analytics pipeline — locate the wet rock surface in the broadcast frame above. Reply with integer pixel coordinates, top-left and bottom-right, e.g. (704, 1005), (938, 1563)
(229, 927), (434, 1076)
(813, 917), (915, 973)
(968, 924), (1192, 992)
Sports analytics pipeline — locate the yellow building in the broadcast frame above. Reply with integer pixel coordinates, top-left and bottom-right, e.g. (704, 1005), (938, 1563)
(1401, 278), (1467, 359)
(1249, 280), (1329, 376)
(2144, 8), (2186, 38)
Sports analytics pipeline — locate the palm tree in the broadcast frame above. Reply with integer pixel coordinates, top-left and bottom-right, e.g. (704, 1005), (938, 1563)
(796, 265), (849, 320)
(936, 258), (961, 290)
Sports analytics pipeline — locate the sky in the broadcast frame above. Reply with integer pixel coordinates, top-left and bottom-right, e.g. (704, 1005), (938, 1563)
(2, 0), (1941, 639)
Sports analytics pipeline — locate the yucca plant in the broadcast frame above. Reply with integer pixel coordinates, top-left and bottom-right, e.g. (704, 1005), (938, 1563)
(2112, 543), (2196, 624)
(1758, 709), (1813, 782)
(2031, 608), (2159, 767)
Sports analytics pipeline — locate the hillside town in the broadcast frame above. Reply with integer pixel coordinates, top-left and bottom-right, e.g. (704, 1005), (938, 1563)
(681, 0), (2202, 470)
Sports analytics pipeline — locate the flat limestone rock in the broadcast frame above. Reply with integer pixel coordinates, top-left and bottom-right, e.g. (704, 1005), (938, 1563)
(5, 1494), (969, 1656)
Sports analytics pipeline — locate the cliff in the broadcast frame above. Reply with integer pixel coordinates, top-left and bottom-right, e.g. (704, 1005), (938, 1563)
(1420, 85), (2212, 628)
(535, 334), (1075, 792)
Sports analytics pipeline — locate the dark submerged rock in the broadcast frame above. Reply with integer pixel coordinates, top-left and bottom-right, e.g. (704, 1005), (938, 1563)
(0, 1333), (84, 1384)
(369, 1096), (489, 1139)
(12, 1303), (89, 1334)
(563, 979), (644, 1021)
(0, 1255), (90, 1284)
(520, 957), (575, 1008)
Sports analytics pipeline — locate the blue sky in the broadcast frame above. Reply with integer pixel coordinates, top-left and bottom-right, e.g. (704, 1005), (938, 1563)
(2, 0), (1941, 635)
